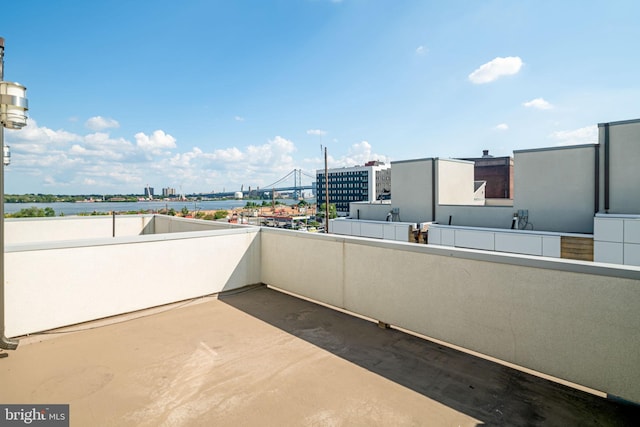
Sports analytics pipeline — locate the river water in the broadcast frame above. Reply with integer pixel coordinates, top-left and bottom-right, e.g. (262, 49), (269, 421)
(4, 199), (303, 216)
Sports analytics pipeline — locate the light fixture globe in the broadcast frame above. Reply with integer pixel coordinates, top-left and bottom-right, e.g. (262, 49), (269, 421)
(0, 81), (28, 129)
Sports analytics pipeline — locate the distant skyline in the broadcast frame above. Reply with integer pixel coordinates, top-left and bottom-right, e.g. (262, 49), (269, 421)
(2, 0), (639, 194)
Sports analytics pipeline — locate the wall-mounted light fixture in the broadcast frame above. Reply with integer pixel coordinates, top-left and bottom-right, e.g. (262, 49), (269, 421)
(3, 144), (9, 166)
(0, 81), (28, 129)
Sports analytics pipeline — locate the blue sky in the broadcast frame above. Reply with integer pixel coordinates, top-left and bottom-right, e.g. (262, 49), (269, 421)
(2, 0), (639, 195)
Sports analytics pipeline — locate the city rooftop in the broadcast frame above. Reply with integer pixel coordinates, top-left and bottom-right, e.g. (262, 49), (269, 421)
(2, 285), (638, 426)
(1, 215), (639, 425)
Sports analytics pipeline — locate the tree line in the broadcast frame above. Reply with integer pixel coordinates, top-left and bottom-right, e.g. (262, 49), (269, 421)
(4, 194), (139, 203)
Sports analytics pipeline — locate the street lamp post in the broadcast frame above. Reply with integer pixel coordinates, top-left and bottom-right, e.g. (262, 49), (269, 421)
(324, 146), (329, 233)
(0, 37), (29, 353)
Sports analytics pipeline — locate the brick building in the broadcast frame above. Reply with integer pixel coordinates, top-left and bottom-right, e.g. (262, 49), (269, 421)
(459, 150), (514, 199)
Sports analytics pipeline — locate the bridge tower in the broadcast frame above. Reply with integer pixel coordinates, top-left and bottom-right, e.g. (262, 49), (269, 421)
(293, 169), (302, 200)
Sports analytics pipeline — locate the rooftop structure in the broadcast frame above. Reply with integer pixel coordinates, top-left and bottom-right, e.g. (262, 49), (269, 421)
(459, 150), (514, 199)
(2, 285), (637, 426)
(1, 214), (639, 424)
(355, 118), (640, 233)
(334, 118), (640, 267)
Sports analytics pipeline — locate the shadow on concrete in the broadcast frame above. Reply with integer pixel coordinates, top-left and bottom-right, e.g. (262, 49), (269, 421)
(219, 285), (639, 426)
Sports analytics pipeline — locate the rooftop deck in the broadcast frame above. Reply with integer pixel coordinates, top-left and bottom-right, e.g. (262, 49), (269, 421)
(1, 286), (636, 426)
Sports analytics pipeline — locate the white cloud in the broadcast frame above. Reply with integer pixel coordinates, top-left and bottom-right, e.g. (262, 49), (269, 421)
(494, 123), (509, 131)
(210, 147), (244, 162)
(6, 117), (310, 194)
(106, 167), (143, 184)
(523, 98), (554, 110)
(5, 120), (84, 171)
(43, 176), (61, 186)
(85, 116), (120, 131)
(550, 125), (597, 146)
(66, 132), (135, 161)
(15, 152), (79, 169)
(302, 141), (391, 180)
(167, 148), (204, 168)
(246, 136), (296, 168)
(69, 144), (87, 155)
(468, 56), (523, 84)
(325, 141), (391, 168)
(234, 116), (245, 122)
(78, 163), (144, 186)
(158, 136), (299, 192)
(135, 130), (177, 156)
(6, 119), (82, 145)
(306, 129), (327, 136)
(415, 45), (428, 55)
(5, 119), (179, 191)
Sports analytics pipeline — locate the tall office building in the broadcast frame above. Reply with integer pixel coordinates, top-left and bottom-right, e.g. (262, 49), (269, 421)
(316, 161), (391, 214)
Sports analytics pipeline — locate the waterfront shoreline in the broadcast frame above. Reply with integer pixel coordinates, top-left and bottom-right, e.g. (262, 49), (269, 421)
(3, 199), (312, 216)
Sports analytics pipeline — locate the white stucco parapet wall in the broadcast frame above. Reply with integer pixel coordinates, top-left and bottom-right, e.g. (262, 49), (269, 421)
(594, 213), (640, 266)
(5, 225), (261, 337)
(329, 218), (415, 242)
(428, 224), (593, 258)
(5, 215), (155, 244)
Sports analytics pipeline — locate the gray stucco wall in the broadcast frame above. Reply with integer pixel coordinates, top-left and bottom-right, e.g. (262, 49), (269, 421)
(514, 145), (596, 234)
(599, 119), (640, 214)
(348, 201), (392, 221)
(391, 158), (434, 224)
(436, 205), (514, 228)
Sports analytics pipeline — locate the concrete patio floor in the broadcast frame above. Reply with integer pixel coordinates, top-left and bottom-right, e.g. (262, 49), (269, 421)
(1, 285), (637, 426)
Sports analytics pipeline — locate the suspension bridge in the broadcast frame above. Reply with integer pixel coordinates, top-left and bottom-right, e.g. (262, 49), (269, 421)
(200, 169), (317, 199)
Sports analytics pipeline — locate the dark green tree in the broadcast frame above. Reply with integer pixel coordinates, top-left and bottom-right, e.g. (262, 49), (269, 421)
(7, 207), (46, 218)
(318, 203), (337, 219)
(214, 210), (228, 220)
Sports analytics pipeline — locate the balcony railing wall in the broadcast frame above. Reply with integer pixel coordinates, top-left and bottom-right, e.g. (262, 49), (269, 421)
(4, 217), (640, 403)
(260, 227), (640, 403)
(6, 223), (260, 337)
